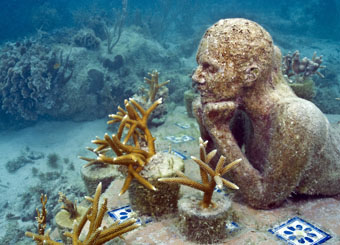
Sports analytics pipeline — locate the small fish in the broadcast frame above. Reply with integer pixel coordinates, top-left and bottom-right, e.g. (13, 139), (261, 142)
(53, 63), (61, 69)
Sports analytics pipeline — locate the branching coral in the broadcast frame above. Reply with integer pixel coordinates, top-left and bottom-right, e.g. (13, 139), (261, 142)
(58, 192), (79, 219)
(26, 183), (140, 244)
(282, 50), (325, 82)
(80, 98), (162, 195)
(25, 194), (59, 245)
(105, 0), (128, 54)
(142, 70), (170, 103)
(159, 137), (241, 208)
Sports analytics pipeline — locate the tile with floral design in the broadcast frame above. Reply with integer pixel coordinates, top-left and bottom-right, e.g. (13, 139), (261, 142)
(108, 205), (152, 225)
(165, 135), (195, 144)
(268, 216), (331, 244)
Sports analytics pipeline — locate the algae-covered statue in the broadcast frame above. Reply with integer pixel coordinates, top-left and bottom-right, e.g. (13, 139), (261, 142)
(192, 18), (340, 209)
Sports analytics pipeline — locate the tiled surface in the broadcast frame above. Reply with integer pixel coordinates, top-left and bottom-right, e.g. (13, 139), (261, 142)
(52, 110), (340, 244)
(269, 216), (332, 244)
(102, 182), (340, 244)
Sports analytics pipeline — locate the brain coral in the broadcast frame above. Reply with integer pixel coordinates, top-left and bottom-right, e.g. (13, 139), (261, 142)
(0, 39), (73, 121)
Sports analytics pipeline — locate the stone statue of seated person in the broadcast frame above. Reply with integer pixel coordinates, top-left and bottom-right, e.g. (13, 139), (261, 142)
(192, 18), (340, 209)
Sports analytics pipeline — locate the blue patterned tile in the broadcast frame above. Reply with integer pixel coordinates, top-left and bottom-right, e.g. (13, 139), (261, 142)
(163, 149), (188, 160)
(226, 221), (240, 234)
(214, 186), (229, 197)
(269, 216), (331, 245)
(108, 205), (152, 225)
(174, 122), (191, 129)
(165, 135), (195, 144)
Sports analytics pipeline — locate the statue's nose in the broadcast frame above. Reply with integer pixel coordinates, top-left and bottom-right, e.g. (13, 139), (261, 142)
(192, 67), (205, 85)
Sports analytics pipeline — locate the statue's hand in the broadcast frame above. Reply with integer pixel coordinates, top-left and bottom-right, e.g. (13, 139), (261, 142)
(202, 101), (237, 126)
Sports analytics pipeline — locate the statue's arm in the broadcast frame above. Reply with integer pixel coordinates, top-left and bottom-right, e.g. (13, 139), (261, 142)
(200, 101), (321, 209)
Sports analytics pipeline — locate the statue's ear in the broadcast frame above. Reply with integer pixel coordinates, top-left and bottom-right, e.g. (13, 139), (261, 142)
(244, 65), (260, 87)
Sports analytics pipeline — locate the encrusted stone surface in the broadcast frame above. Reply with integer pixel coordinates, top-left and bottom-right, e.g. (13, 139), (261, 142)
(178, 192), (231, 244)
(129, 153), (184, 217)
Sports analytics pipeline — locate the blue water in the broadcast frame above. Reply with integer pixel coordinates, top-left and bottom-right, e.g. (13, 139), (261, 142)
(0, 0), (339, 243)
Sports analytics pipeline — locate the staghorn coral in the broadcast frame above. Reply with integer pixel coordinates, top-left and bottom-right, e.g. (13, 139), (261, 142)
(80, 98), (162, 196)
(133, 70), (170, 126)
(26, 183), (140, 244)
(159, 137), (240, 209)
(0, 39), (73, 121)
(142, 70), (170, 103)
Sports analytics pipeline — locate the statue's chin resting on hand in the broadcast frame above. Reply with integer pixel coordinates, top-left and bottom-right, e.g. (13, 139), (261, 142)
(192, 18), (340, 209)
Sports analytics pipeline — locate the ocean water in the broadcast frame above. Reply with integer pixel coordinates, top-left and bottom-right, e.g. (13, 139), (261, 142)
(0, 0), (340, 243)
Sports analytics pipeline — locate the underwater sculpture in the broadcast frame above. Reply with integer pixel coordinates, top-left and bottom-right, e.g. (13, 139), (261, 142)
(192, 18), (340, 209)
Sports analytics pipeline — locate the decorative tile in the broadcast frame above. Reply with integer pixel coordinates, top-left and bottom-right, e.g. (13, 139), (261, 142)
(108, 205), (136, 223)
(108, 205), (153, 225)
(226, 221), (240, 234)
(165, 135), (195, 144)
(268, 216), (331, 245)
(174, 122), (191, 129)
(214, 186), (229, 197)
(163, 149), (188, 160)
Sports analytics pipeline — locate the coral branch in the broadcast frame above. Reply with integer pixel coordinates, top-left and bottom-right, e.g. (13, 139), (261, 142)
(144, 70), (170, 102)
(159, 137), (241, 208)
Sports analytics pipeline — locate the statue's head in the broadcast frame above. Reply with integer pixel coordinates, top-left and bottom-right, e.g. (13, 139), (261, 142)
(192, 18), (275, 104)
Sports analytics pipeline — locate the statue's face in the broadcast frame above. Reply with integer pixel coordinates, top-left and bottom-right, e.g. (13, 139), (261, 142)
(192, 37), (243, 105)
(192, 18), (274, 105)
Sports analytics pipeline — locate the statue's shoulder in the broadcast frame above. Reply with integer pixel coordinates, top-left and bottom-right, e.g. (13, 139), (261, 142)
(277, 97), (329, 140)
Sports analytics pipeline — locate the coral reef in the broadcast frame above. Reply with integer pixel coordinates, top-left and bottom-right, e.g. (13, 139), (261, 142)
(26, 183), (140, 244)
(0, 39), (73, 121)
